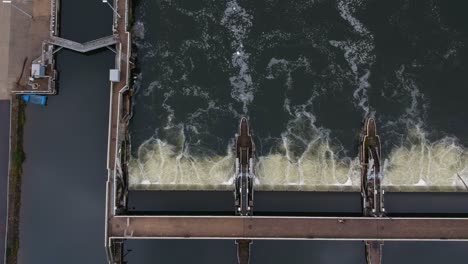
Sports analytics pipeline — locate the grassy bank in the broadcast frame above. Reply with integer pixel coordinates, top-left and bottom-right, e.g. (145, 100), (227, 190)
(5, 96), (26, 264)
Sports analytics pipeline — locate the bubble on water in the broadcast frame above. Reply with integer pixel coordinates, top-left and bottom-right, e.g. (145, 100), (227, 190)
(142, 81), (161, 97)
(132, 20), (145, 40)
(330, 0), (375, 116)
(221, 0), (255, 113)
(128, 0), (468, 192)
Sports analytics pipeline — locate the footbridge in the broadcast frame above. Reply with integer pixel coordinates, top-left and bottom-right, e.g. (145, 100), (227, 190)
(108, 216), (468, 241)
(48, 35), (119, 53)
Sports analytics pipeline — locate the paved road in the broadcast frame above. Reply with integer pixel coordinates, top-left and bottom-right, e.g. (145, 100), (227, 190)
(0, 100), (10, 264)
(0, 4), (12, 99)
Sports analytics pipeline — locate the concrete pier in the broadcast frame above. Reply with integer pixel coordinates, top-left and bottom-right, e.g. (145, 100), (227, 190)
(104, 0), (132, 261)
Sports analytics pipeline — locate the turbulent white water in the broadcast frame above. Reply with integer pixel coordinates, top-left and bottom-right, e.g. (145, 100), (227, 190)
(330, 0), (375, 117)
(383, 127), (468, 191)
(128, 0), (468, 192)
(128, 120), (468, 192)
(128, 136), (236, 190)
(221, 0), (255, 113)
(128, 131), (468, 192)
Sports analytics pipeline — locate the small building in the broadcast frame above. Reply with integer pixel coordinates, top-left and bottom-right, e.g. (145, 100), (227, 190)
(31, 63), (46, 78)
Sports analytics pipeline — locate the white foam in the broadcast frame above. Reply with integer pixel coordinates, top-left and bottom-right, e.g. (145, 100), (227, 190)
(337, 0), (369, 35)
(330, 0), (375, 116)
(132, 21), (145, 39)
(415, 179), (427, 186)
(143, 80), (161, 97)
(221, 0), (255, 113)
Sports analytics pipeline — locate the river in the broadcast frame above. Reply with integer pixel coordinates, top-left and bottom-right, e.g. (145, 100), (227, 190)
(16, 0), (468, 263)
(129, 0), (468, 192)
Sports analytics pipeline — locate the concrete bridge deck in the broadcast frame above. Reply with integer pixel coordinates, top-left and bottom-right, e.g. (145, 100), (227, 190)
(108, 216), (468, 241)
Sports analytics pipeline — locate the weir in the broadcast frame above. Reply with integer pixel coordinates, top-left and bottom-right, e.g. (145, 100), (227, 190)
(100, 1), (468, 264)
(106, 115), (468, 263)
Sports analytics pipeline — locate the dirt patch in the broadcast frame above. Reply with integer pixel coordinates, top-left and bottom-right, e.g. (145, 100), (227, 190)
(5, 96), (26, 264)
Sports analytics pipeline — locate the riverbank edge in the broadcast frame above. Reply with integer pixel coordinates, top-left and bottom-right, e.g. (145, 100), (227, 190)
(5, 96), (25, 264)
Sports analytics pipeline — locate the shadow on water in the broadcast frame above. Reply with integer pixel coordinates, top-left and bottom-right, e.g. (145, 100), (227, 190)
(129, 191), (468, 215)
(128, 191), (361, 213)
(386, 192), (468, 215)
(124, 239), (367, 264)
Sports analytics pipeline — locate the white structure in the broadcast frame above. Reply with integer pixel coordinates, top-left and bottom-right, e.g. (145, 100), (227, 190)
(109, 69), (120, 82)
(31, 64), (45, 78)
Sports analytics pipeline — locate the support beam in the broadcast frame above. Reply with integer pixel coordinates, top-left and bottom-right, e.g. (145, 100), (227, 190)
(360, 118), (385, 264)
(365, 241), (383, 264)
(107, 239), (124, 264)
(236, 240), (252, 264)
(108, 216), (468, 240)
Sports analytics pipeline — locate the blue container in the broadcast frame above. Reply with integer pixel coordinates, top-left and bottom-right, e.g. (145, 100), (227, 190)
(21, 95), (47, 106)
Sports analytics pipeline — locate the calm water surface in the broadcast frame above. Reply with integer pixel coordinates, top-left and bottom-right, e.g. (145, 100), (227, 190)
(18, 0), (112, 263)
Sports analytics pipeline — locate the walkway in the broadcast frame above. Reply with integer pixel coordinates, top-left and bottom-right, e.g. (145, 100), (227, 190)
(49, 35), (119, 53)
(105, 0), (129, 174)
(109, 216), (468, 240)
(0, 5), (12, 99)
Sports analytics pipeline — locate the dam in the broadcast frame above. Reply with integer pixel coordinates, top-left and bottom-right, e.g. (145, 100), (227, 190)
(104, 1), (468, 264)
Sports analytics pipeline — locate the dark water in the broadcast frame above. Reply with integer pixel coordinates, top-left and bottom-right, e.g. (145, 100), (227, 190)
(130, 0), (468, 149)
(129, 0), (468, 191)
(124, 240), (468, 264)
(18, 0), (113, 263)
(129, 191), (468, 215)
(18, 49), (113, 263)
(128, 191), (362, 213)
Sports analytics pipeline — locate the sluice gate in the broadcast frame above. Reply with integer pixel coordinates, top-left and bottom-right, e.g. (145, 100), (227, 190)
(233, 117), (255, 264)
(359, 118), (385, 264)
